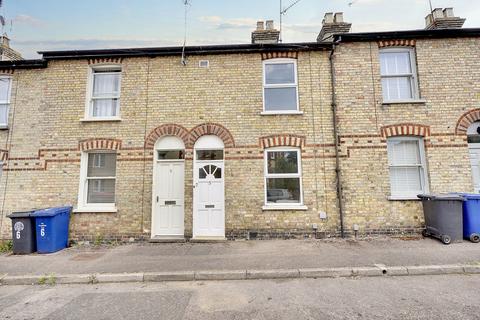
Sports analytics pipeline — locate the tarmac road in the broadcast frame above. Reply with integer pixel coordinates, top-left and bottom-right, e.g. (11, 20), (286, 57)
(1, 274), (480, 320)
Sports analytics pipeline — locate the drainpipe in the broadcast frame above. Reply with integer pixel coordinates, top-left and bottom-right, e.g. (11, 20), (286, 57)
(329, 40), (345, 238)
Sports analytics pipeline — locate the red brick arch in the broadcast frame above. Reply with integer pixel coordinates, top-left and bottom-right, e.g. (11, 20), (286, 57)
(79, 138), (122, 151)
(189, 123), (235, 148)
(380, 124), (431, 138)
(455, 109), (480, 135)
(145, 124), (191, 149)
(259, 134), (306, 149)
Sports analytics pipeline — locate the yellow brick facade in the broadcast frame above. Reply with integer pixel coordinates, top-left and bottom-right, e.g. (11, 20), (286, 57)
(0, 35), (478, 240)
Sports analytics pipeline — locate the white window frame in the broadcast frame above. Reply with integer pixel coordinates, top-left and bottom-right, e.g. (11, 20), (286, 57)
(0, 76), (12, 128)
(263, 147), (307, 210)
(84, 65), (122, 121)
(380, 48), (420, 103)
(387, 136), (429, 200)
(76, 151), (117, 213)
(262, 58), (301, 115)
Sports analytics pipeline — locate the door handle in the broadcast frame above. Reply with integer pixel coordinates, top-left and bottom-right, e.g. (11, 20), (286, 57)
(156, 196), (159, 203)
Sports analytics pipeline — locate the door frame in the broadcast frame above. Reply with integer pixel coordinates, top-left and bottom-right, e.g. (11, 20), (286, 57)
(151, 136), (186, 239)
(192, 135), (225, 239)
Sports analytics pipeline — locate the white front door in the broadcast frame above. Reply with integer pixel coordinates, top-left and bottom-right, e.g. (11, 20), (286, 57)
(469, 145), (480, 193)
(193, 161), (225, 238)
(152, 161), (185, 236)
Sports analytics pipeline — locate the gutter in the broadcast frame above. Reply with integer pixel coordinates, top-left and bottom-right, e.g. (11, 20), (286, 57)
(329, 40), (345, 238)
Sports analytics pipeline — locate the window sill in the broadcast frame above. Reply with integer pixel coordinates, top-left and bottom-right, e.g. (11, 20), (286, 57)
(262, 205), (308, 211)
(73, 207), (118, 213)
(0, 125), (8, 130)
(261, 111), (304, 116)
(80, 117), (122, 122)
(382, 99), (427, 105)
(387, 196), (421, 201)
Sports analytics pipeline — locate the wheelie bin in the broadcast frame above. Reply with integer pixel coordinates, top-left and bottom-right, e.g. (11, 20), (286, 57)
(32, 206), (72, 253)
(7, 210), (36, 254)
(418, 194), (464, 244)
(451, 193), (480, 243)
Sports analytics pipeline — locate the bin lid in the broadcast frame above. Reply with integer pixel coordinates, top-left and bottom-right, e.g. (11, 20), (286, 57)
(417, 194), (465, 201)
(449, 193), (480, 200)
(32, 206), (73, 217)
(7, 210), (36, 218)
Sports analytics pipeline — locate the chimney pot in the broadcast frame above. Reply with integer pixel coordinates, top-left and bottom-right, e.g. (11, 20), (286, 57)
(432, 8), (444, 19)
(323, 12), (334, 24)
(425, 7), (465, 30)
(334, 12), (344, 23)
(256, 21), (264, 31)
(266, 20), (274, 30)
(443, 7), (454, 17)
(252, 20), (280, 44)
(318, 12), (351, 42)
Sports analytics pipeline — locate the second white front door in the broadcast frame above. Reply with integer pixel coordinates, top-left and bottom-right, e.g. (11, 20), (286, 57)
(469, 145), (480, 193)
(193, 161), (225, 238)
(153, 161), (185, 236)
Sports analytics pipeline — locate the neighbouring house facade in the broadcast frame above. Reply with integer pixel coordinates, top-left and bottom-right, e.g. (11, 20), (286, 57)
(0, 8), (479, 241)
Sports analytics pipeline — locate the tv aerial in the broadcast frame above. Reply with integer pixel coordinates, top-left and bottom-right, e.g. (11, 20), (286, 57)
(279, 0), (303, 42)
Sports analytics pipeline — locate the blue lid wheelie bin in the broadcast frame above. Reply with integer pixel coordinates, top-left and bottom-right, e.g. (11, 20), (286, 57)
(32, 206), (72, 253)
(453, 193), (480, 243)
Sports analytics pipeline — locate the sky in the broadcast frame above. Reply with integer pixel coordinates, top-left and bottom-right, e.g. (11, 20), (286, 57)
(3, 0), (480, 59)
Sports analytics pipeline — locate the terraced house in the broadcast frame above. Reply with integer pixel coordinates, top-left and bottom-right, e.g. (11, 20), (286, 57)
(0, 8), (479, 242)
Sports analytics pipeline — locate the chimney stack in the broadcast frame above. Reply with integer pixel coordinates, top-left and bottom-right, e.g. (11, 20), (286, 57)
(317, 12), (351, 42)
(252, 20), (280, 44)
(0, 34), (23, 61)
(425, 8), (465, 30)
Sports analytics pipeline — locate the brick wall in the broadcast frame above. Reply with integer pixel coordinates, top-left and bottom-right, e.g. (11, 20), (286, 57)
(0, 36), (478, 240)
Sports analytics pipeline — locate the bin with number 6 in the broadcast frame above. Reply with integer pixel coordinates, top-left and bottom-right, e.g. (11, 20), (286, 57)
(7, 210), (37, 254)
(32, 206), (72, 254)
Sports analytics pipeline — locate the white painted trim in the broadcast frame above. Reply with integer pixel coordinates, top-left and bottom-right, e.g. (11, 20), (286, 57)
(0, 76), (12, 127)
(382, 99), (426, 105)
(387, 136), (429, 199)
(77, 151), (117, 210)
(262, 58), (299, 113)
(73, 207), (118, 213)
(84, 64), (122, 119)
(262, 205), (308, 211)
(80, 117), (122, 122)
(194, 135), (225, 150)
(379, 47), (420, 102)
(264, 147), (304, 207)
(155, 136), (185, 150)
(260, 111), (304, 115)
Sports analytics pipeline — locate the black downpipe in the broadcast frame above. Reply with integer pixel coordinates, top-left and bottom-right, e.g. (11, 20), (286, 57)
(329, 43), (345, 238)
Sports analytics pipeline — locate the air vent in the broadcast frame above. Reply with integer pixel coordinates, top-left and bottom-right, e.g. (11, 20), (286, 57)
(199, 60), (209, 68)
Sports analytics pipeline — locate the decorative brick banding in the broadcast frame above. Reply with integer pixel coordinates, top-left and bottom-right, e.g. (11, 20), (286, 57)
(144, 124), (191, 148)
(0, 149), (8, 162)
(88, 58), (123, 65)
(0, 69), (14, 75)
(259, 134), (306, 149)
(378, 39), (416, 48)
(261, 51), (299, 60)
(189, 123), (235, 148)
(381, 124), (430, 138)
(455, 108), (480, 135)
(79, 138), (122, 151)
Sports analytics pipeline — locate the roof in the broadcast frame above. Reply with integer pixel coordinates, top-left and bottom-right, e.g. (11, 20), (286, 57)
(38, 42), (332, 60)
(334, 28), (480, 42)
(0, 59), (46, 69)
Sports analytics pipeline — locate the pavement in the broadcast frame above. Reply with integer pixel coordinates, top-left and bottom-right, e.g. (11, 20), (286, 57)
(1, 237), (480, 285)
(2, 275), (480, 319)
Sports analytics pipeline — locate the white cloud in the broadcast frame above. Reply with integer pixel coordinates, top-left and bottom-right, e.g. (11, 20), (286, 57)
(13, 14), (46, 28)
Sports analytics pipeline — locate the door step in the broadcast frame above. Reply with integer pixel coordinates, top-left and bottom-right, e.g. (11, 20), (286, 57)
(149, 235), (186, 243)
(190, 236), (227, 243)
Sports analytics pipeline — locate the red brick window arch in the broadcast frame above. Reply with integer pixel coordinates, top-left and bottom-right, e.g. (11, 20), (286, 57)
(380, 124), (431, 138)
(145, 124), (191, 149)
(456, 109), (480, 135)
(189, 123), (235, 148)
(79, 138), (122, 151)
(259, 134), (306, 149)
